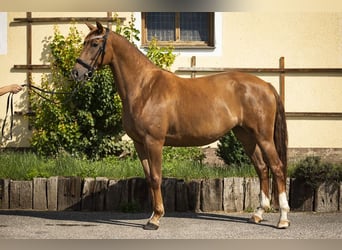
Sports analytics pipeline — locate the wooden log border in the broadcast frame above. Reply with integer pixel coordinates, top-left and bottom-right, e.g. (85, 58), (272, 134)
(0, 177), (341, 213)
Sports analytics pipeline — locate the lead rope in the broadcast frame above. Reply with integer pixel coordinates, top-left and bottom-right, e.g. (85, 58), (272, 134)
(1, 92), (14, 140)
(23, 83), (78, 104)
(1, 82), (84, 141)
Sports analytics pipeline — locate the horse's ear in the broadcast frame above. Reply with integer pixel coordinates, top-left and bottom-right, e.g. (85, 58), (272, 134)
(96, 21), (104, 33)
(86, 22), (96, 31)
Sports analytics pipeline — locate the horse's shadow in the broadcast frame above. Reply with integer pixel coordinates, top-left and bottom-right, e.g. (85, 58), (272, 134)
(166, 212), (277, 229)
(0, 210), (277, 229)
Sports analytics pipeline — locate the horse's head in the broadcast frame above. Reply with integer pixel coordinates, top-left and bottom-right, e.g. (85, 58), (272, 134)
(71, 21), (111, 81)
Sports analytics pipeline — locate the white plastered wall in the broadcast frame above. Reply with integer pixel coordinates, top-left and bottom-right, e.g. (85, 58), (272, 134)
(0, 12), (341, 148)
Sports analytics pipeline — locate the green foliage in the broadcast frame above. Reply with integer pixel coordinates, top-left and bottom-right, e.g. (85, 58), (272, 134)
(49, 26), (83, 77)
(291, 156), (342, 189)
(216, 131), (251, 167)
(114, 13), (177, 70)
(163, 146), (205, 164)
(113, 13), (140, 46)
(113, 143), (206, 166)
(146, 38), (176, 70)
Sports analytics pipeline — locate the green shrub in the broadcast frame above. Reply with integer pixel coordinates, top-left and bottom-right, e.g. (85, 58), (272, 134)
(163, 146), (205, 164)
(146, 38), (176, 70)
(291, 156), (342, 189)
(30, 15), (176, 160)
(216, 131), (251, 167)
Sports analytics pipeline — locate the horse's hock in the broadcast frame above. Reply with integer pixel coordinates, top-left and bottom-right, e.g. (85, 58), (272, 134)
(0, 177), (341, 213)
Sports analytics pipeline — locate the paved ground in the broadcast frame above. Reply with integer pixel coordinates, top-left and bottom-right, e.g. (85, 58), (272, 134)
(0, 210), (341, 239)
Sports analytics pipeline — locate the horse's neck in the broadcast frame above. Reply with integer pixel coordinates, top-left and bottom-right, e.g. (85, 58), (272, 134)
(109, 33), (157, 104)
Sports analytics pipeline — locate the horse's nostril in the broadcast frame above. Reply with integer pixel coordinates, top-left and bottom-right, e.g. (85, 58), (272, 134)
(86, 71), (93, 79)
(71, 69), (78, 80)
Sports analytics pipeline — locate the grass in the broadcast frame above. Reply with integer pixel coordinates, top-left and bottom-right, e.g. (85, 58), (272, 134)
(0, 151), (257, 181)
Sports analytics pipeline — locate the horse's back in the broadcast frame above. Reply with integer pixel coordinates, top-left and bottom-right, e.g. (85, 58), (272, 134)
(169, 71), (276, 110)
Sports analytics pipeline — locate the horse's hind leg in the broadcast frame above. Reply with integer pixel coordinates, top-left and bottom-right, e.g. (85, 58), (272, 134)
(233, 127), (271, 223)
(248, 146), (272, 223)
(255, 136), (290, 229)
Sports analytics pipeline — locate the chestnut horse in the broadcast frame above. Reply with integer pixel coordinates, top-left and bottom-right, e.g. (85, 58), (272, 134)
(72, 22), (290, 230)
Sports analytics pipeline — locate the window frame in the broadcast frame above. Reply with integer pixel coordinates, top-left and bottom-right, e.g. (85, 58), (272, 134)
(141, 12), (215, 48)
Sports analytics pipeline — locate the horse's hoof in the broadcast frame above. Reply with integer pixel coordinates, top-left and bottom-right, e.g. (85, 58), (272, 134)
(277, 220), (290, 229)
(143, 221), (159, 230)
(248, 214), (263, 224)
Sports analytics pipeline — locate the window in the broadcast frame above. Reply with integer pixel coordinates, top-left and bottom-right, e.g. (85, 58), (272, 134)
(141, 12), (214, 48)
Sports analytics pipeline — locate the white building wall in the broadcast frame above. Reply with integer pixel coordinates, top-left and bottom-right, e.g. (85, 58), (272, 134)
(0, 12), (341, 149)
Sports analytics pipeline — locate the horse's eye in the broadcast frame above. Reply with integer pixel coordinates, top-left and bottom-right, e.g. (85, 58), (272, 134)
(92, 42), (98, 48)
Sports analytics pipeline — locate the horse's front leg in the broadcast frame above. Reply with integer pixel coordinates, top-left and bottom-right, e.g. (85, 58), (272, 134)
(144, 137), (165, 230)
(134, 139), (165, 230)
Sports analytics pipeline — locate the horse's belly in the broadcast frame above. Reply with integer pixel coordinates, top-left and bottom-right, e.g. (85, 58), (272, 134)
(164, 121), (235, 147)
(164, 109), (238, 146)
(164, 136), (220, 147)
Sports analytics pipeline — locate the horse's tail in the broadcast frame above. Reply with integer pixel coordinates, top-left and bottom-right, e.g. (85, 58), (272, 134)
(270, 91), (288, 207)
(273, 92), (288, 176)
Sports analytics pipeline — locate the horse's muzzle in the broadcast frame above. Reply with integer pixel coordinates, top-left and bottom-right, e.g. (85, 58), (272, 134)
(71, 69), (80, 81)
(71, 68), (93, 82)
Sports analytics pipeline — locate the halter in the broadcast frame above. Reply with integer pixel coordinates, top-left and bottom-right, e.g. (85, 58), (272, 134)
(75, 27), (110, 79)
